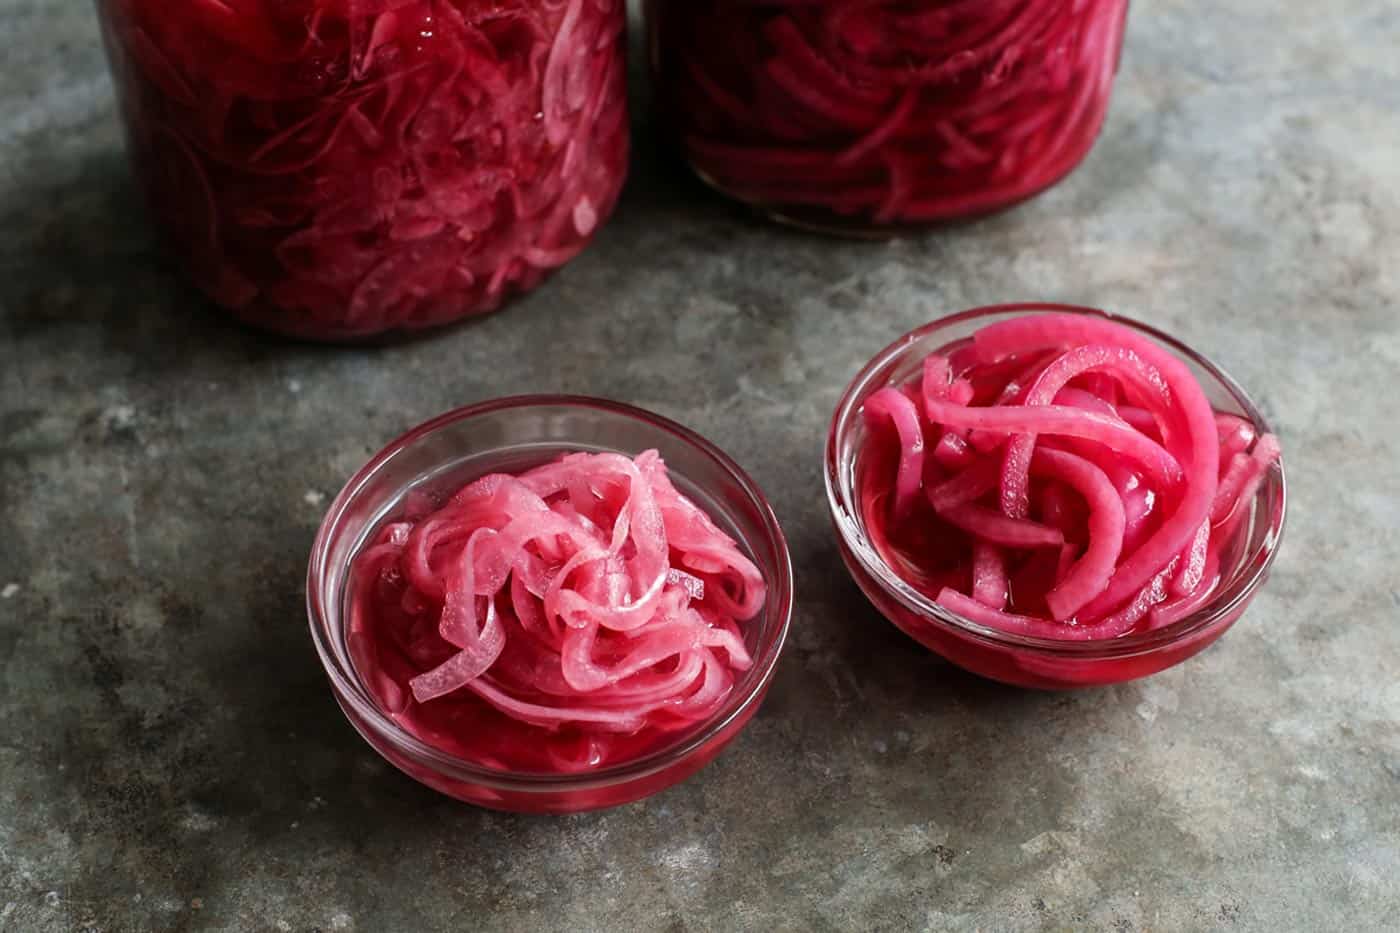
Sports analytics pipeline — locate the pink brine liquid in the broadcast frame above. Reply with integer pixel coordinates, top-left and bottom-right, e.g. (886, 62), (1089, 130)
(346, 450), (767, 773)
(648, 0), (1129, 231)
(96, 0), (629, 339)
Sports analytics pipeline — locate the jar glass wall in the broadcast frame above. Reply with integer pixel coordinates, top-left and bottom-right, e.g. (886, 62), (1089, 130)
(96, 0), (629, 340)
(647, 0), (1129, 235)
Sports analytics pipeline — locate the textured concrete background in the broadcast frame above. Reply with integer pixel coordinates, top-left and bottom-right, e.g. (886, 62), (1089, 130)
(2, 1), (1397, 930)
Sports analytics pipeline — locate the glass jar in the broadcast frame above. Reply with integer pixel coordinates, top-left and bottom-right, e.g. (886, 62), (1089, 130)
(826, 305), (1287, 689)
(647, 0), (1129, 235)
(95, 0), (629, 340)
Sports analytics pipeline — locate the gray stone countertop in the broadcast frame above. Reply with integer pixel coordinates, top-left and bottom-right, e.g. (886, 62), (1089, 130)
(2, 1), (1397, 930)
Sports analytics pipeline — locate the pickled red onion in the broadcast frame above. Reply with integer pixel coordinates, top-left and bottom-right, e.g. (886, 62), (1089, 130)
(350, 450), (766, 772)
(863, 387), (926, 524)
(858, 314), (1280, 640)
(650, 0), (1128, 227)
(97, 0), (629, 339)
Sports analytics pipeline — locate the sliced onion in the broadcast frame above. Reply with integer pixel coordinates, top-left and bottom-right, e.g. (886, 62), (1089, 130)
(859, 313), (1279, 642)
(350, 450), (766, 772)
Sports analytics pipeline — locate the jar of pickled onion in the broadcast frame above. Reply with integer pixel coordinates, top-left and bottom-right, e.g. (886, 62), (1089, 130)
(646, 0), (1128, 234)
(95, 0), (629, 340)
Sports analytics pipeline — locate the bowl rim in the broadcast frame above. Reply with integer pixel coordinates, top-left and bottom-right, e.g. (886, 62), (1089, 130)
(824, 303), (1288, 660)
(307, 394), (795, 792)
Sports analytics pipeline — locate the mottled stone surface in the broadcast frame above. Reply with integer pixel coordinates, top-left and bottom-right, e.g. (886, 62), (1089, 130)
(2, 1), (1398, 930)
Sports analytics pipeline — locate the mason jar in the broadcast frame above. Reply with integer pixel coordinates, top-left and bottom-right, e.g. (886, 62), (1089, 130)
(647, 0), (1128, 235)
(96, 0), (629, 340)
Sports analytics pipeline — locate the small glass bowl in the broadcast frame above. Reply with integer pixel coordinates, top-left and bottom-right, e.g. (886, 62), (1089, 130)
(308, 396), (794, 812)
(825, 304), (1288, 689)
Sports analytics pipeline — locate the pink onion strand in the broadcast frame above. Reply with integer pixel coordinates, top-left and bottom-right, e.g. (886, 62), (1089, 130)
(350, 450), (766, 772)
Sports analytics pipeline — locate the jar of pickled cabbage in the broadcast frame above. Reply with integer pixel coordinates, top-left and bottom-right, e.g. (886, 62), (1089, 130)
(95, 0), (629, 340)
(646, 0), (1128, 235)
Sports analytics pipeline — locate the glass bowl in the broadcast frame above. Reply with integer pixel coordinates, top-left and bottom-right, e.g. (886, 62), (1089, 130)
(308, 396), (793, 812)
(825, 304), (1287, 689)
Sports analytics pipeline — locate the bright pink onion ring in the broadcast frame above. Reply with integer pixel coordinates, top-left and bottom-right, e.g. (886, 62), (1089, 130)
(1029, 448), (1125, 621)
(999, 344), (1176, 520)
(864, 387), (927, 524)
(921, 397), (1184, 490)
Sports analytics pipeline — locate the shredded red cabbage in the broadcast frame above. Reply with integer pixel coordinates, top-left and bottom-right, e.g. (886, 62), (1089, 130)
(96, 0), (629, 339)
(348, 451), (767, 773)
(648, 0), (1128, 228)
(858, 314), (1281, 641)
